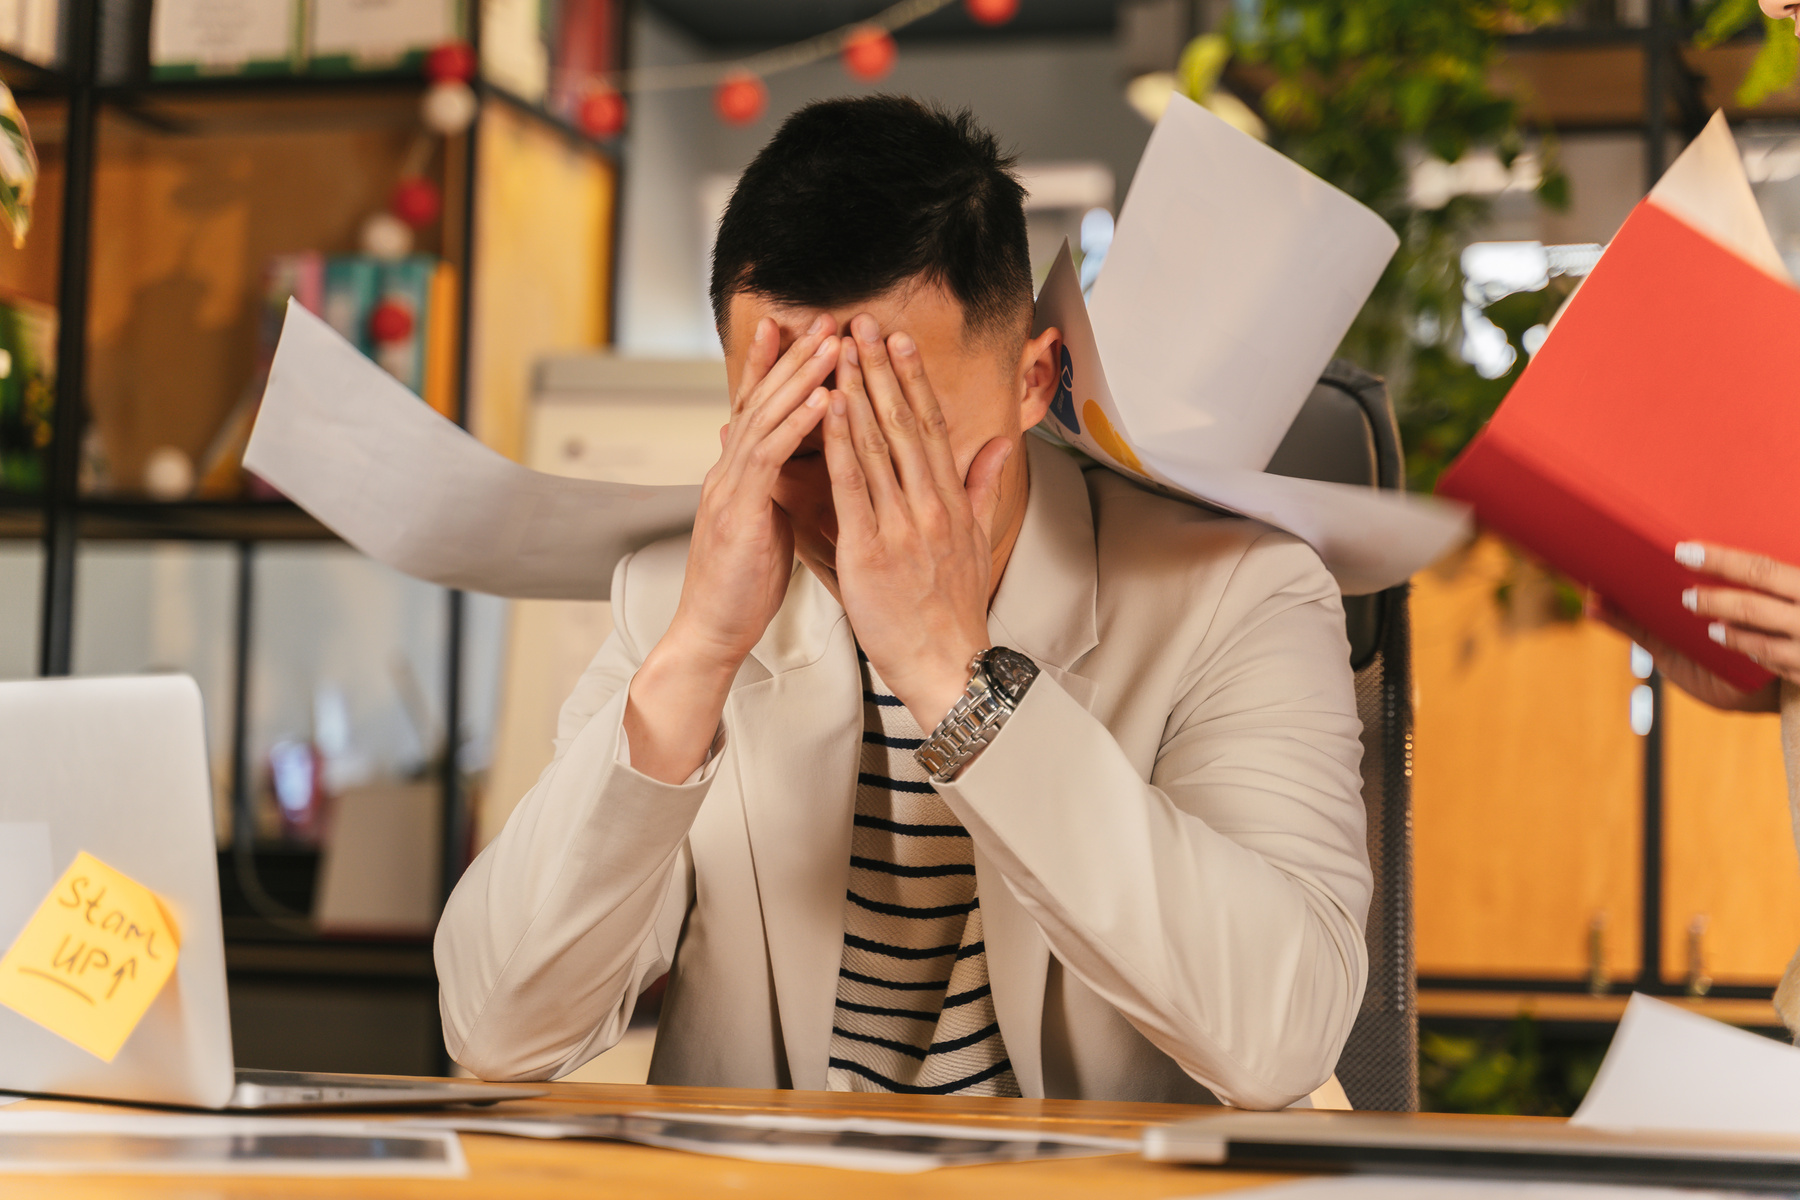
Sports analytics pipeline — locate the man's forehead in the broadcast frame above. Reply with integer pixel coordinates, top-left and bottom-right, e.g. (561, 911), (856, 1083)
(728, 281), (967, 341)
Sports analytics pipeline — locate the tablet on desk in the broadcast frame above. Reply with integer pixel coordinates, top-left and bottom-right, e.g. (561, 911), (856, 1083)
(1143, 1111), (1800, 1192)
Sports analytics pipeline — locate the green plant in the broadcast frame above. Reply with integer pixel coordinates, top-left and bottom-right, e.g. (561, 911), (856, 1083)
(1696, 0), (1799, 108)
(1420, 1014), (1608, 1115)
(1182, 0), (1576, 492)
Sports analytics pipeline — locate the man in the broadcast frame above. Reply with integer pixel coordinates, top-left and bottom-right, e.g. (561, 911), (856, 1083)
(436, 96), (1371, 1109)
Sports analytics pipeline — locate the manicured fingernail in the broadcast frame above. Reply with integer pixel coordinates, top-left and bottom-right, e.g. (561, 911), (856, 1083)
(853, 314), (879, 342)
(831, 395), (846, 416)
(841, 338), (859, 365)
(1675, 542), (1705, 568)
(1709, 621), (1728, 645)
(1681, 587), (1698, 612)
(806, 389), (825, 408)
(809, 313), (829, 334)
(891, 332), (916, 357)
(813, 337), (835, 358)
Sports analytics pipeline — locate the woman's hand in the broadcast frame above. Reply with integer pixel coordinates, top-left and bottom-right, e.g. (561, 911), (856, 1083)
(1587, 539), (1800, 714)
(1676, 541), (1800, 693)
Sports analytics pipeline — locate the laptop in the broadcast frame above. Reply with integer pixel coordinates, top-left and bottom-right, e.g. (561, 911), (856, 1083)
(0, 674), (539, 1111)
(1142, 1110), (1800, 1191)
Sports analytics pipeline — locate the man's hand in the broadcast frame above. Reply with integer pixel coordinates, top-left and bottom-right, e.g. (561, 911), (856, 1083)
(625, 314), (838, 782)
(821, 315), (1012, 730)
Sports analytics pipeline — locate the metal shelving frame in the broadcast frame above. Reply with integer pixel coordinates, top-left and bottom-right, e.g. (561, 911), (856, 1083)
(6, 2), (621, 994)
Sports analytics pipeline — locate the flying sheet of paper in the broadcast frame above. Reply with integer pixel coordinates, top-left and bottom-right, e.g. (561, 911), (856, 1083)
(1087, 94), (1402, 472)
(0, 851), (180, 1063)
(0, 1112), (466, 1177)
(404, 1110), (1131, 1174)
(1649, 111), (1791, 285)
(243, 300), (701, 601)
(1569, 993), (1800, 1137)
(1036, 245), (1469, 595)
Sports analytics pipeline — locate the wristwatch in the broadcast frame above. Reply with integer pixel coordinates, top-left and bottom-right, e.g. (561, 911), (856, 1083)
(914, 647), (1041, 783)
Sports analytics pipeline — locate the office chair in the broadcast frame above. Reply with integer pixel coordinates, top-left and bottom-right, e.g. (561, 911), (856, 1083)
(1265, 359), (1419, 1112)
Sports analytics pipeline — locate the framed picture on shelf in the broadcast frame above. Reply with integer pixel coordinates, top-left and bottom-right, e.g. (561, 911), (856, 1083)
(308, 0), (465, 75)
(151, 0), (303, 79)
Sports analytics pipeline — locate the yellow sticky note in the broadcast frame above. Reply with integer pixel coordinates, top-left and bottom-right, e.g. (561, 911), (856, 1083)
(0, 851), (181, 1062)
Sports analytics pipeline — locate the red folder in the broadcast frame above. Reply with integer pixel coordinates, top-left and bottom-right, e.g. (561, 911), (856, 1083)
(1436, 199), (1800, 693)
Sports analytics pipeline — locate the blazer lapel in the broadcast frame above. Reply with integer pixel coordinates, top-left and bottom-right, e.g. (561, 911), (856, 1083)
(974, 434), (1105, 1099)
(736, 567), (861, 1090)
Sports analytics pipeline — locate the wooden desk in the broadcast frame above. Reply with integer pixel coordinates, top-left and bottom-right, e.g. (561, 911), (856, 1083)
(3, 1083), (1296, 1199)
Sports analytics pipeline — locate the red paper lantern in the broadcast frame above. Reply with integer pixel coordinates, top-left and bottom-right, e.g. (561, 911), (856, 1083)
(714, 71), (768, 126)
(841, 26), (897, 81)
(369, 299), (415, 344)
(425, 41), (476, 83)
(965, 0), (1020, 25)
(577, 87), (628, 138)
(390, 177), (441, 228)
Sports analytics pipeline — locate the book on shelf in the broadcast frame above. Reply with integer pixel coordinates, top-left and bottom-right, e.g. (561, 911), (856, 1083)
(547, 0), (619, 117)
(0, 289), (52, 494)
(0, 0), (59, 67)
(199, 251), (457, 499)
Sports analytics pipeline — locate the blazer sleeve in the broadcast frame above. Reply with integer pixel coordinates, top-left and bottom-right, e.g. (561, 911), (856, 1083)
(934, 531), (1371, 1110)
(434, 550), (721, 1081)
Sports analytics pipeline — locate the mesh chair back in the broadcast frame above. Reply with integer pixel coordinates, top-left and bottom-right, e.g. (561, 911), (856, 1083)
(1265, 359), (1419, 1112)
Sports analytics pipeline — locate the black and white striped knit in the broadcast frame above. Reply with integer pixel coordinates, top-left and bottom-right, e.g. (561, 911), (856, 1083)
(825, 651), (1020, 1096)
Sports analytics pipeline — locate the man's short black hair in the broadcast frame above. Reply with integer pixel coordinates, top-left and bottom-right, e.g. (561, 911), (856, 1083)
(710, 95), (1033, 347)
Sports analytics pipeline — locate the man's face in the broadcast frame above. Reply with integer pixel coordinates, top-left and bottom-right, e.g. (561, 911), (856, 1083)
(722, 282), (1034, 589)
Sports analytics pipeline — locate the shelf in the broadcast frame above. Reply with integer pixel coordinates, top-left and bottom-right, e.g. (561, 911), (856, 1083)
(0, 44), (63, 95)
(76, 499), (338, 541)
(1419, 987), (1783, 1029)
(83, 70), (617, 158)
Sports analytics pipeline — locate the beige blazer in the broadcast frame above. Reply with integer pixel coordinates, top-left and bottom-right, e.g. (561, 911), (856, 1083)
(435, 434), (1372, 1110)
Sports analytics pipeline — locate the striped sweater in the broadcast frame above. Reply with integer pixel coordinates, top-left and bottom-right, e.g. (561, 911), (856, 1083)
(824, 653), (1019, 1096)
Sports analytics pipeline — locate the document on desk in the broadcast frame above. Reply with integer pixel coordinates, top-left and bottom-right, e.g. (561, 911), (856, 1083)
(1571, 992), (1800, 1137)
(405, 1110), (1133, 1173)
(0, 1111), (466, 1176)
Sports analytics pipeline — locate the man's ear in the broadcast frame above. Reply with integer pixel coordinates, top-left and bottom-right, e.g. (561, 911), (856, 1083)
(1017, 327), (1060, 430)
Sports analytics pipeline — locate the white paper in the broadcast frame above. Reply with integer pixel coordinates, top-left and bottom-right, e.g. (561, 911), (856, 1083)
(1570, 993), (1800, 1137)
(243, 301), (701, 601)
(1216, 1177), (1757, 1199)
(0, 1112), (466, 1176)
(404, 1110), (1131, 1174)
(1087, 95), (1401, 472)
(1036, 245), (1468, 595)
(1648, 111), (1791, 285)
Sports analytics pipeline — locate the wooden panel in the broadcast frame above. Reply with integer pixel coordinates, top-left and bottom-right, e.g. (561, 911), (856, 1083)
(84, 108), (436, 493)
(1413, 535), (1644, 980)
(469, 104), (613, 460)
(1663, 686), (1799, 985)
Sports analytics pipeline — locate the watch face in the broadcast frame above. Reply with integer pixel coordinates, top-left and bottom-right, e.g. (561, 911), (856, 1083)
(985, 647), (1040, 705)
